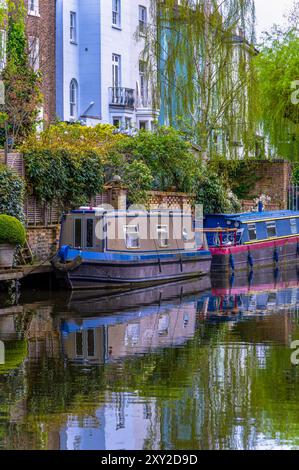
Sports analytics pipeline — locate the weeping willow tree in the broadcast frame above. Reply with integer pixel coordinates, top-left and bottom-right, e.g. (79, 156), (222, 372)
(255, 22), (299, 162)
(142, 0), (259, 159)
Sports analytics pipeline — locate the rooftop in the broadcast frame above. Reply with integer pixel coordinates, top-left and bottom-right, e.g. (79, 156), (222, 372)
(208, 210), (299, 222)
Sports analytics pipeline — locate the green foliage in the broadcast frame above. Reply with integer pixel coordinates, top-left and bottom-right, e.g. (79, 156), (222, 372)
(114, 127), (198, 192)
(145, 0), (258, 157)
(208, 158), (263, 199)
(123, 160), (154, 205)
(6, 12), (27, 66)
(22, 123), (242, 212)
(0, 340), (27, 376)
(255, 29), (299, 161)
(0, 164), (25, 222)
(194, 168), (241, 214)
(23, 149), (104, 208)
(23, 123), (130, 207)
(23, 122), (126, 157)
(0, 214), (26, 246)
(0, 2), (42, 149)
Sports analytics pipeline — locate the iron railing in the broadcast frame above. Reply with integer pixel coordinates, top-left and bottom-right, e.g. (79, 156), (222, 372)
(109, 87), (135, 108)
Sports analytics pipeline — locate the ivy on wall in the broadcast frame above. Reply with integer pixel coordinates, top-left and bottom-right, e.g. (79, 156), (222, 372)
(208, 158), (263, 200)
(0, 164), (25, 222)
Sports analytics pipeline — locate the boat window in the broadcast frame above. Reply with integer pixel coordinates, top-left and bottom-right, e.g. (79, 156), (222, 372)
(158, 314), (170, 336)
(182, 228), (189, 242)
(157, 225), (169, 248)
(290, 218), (297, 235)
(248, 223), (257, 241)
(74, 219), (82, 248)
(87, 329), (95, 357)
(124, 225), (140, 249)
(266, 221), (277, 238)
(86, 219), (94, 248)
(75, 331), (83, 357)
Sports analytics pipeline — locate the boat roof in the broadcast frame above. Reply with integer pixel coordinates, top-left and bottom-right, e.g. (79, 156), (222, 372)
(207, 210), (299, 223)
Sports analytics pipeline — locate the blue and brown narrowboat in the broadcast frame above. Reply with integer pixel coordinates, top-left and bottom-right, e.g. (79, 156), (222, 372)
(204, 209), (299, 272)
(52, 207), (211, 290)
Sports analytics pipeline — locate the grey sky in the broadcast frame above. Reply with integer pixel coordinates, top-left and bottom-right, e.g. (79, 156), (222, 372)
(255, 0), (294, 39)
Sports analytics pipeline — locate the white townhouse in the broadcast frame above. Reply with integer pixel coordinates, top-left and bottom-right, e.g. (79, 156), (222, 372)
(56, 0), (157, 130)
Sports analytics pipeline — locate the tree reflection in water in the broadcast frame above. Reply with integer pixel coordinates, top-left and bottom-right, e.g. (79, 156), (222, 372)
(1, 271), (299, 450)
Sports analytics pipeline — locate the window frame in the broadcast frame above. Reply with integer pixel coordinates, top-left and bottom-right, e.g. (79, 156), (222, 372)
(266, 221), (277, 238)
(86, 218), (94, 248)
(28, 35), (40, 71)
(157, 225), (169, 248)
(28, 0), (39, 17)
(139, 5), (147, 35)
(247, 223), (257, 241)
(0, 29), (6, 71)
(74, 218), (82, 249)
(70, 11), (77, 44)
(290, 218), (298, 235)
(112, 0), (121, 28)
(70, 79), (78, 120)
(124, 225), (140, 249)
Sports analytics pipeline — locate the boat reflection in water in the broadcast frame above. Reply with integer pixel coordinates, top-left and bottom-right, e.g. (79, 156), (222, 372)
(199, 266), (299, 326)
(60, 277), (211, 364)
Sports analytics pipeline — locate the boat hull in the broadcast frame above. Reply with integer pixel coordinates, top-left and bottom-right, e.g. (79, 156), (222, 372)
(210, 237), (299, 272)
(54, 252), (212, 290)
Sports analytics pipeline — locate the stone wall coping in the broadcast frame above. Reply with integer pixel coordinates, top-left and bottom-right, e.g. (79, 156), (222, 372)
(148, 191), (195, 197)
(27, 225), (59, 230)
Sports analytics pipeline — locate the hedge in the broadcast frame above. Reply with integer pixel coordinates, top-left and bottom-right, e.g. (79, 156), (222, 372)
(0, 214), (26, 246)
(0, 164), (25, 222)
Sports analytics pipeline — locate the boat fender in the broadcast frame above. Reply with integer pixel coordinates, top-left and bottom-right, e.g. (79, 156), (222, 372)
(229, 253), (235, 271)
(274, 248), (279, 263)
(248, 252), (253, 268)
(51, 254), (82, 272)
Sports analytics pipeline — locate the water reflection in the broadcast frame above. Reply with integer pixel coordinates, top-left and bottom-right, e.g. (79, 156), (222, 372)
(1, 268), (299, 450)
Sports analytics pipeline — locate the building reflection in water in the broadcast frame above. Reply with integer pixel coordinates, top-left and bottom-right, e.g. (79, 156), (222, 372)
(1, 268), (299, 449)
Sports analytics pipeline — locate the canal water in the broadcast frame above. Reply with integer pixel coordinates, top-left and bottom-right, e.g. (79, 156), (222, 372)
(1, 267), (299, 450)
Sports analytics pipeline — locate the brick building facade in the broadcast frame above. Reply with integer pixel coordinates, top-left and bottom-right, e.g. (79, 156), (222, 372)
(25, 0), (56, 123)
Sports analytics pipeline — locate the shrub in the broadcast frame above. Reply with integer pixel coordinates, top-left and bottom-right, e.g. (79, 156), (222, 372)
(0, 164), (25, 222)
(23, 149), (105, 208)
(208, 158), (262, 200)
(123, 160), (154, 205)
(114, 127), (198, 192)
(22, 123), (125, 208)
(0, 214), (26, 246)
(194, 168), (241, 214)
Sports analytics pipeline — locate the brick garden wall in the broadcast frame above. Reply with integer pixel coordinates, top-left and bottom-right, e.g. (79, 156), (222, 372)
(26, 226), (60, 261)
(147, 191), (195, 211)
(240, 160), (292, 211)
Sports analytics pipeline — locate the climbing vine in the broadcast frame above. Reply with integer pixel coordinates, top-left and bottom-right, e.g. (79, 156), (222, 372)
(0, 1), (42, 149)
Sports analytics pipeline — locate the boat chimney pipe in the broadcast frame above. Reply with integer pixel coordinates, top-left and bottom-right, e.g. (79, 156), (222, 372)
(258, 201), (263, 213)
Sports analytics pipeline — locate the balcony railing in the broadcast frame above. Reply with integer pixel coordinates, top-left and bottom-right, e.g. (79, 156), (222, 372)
(109, 87), (135, 108)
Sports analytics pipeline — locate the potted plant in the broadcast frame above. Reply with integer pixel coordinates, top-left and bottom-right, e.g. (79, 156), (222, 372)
(0, 215), (26, 268)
